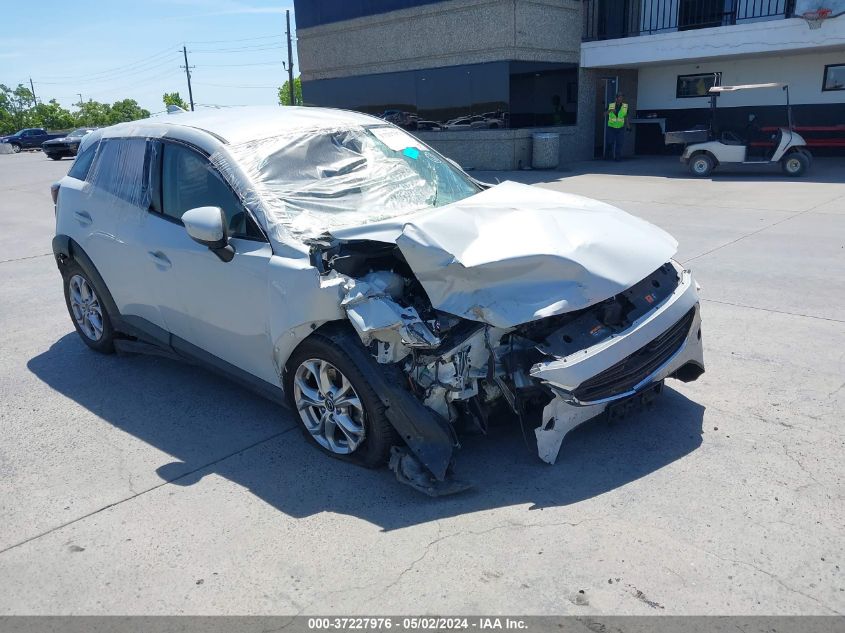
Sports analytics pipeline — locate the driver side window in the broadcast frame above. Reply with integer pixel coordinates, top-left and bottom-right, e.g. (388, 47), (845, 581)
(160, 142), (263, 240)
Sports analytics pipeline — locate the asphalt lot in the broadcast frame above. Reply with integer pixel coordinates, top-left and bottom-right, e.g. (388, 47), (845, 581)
(0, 150), (843, 615)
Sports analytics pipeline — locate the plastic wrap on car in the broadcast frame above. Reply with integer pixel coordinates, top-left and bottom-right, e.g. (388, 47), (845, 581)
(209, 125), (439, 240)
(84, 137), (151, 209)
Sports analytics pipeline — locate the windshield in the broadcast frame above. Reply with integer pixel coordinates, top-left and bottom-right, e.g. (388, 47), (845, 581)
(67, 128), (92, 138)
(222, 124), (480, 238)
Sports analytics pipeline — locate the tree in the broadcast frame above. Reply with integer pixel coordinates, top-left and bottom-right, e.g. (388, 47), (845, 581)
(277, 77), (302, 106)
(109, 99), (150, 124)
(163, 92), (189, 110)
(75, 100), (112, 127)
(33, 100), (75, 131)
(0, 84), (37, 133)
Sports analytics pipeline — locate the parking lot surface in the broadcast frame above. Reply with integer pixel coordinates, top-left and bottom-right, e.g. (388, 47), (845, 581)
(0, 151), (843, 615)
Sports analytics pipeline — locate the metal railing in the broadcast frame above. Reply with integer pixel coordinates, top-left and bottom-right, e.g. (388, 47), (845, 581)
(583, 0), (797, 41)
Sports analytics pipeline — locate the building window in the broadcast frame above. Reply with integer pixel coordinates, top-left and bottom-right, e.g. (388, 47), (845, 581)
(822, 64), (845, 91)
(301, 61), (578, 131)
(676, 72), (722, 98)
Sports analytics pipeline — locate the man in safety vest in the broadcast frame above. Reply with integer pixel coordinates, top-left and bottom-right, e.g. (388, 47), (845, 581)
(606, 93), (631, 161)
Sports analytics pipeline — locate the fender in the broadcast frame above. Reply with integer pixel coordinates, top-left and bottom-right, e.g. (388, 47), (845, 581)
(52, 235), (122, 328)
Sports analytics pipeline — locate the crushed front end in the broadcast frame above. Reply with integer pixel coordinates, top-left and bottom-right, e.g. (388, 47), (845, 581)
(311, 234), (704, 495)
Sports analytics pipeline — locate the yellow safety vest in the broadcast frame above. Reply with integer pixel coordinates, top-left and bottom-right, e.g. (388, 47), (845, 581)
(608, 103), (628, 129)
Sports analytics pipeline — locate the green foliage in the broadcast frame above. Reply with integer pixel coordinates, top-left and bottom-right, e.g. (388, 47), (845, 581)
(277, 77), (302, 106)
(0, 83), (152, 135)
(163, 92), (189, 110)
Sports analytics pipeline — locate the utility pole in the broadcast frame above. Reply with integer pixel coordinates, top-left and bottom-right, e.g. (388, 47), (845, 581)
(181, 45), (195, 111)
(285, 9), (295, 105)
(77, 93), (84, 108)
(29, 77), (37, 106)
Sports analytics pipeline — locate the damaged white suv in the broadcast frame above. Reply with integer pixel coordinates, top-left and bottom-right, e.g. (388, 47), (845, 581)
(52, 106), (704, 495)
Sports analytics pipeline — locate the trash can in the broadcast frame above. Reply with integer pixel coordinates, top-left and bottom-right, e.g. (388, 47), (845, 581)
(532, 132), (560, 169)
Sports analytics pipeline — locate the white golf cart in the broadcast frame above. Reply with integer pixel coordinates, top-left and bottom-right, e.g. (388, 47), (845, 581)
(671, 83), (811, 178)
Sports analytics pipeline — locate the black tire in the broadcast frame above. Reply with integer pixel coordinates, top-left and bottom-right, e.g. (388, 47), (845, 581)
(782, 152), (808, 177)
(61, 260), (115, 354)
(48, 154), (62, 161)
(689, 153), (714, 177)
(10, 143), (20, 154)
(284, 331), (398, 468)
(797, 148), (813, 166)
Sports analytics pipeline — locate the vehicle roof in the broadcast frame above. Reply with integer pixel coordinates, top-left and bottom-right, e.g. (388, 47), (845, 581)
(104, 106), (385, 145)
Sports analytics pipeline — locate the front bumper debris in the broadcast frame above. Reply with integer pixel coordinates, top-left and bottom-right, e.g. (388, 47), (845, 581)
(531, 268), (703, 464)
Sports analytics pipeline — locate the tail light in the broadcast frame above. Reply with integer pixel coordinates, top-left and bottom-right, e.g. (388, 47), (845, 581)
(51, 182), (60, 205)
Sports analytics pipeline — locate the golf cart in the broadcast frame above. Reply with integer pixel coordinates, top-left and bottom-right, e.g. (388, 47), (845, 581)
(671, 83), (811, 177)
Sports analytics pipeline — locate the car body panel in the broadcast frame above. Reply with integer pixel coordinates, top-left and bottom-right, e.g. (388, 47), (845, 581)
(330, 181), (678, 328)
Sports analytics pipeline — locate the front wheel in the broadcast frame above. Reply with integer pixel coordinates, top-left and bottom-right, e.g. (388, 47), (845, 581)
(62, 262), (115, 353)
(284, 331), (398, 468)
(689, 153), (714, 177)
(782, 152), (808, 177)
(48, 154), (62, 161)
(10, 143), (20, 153)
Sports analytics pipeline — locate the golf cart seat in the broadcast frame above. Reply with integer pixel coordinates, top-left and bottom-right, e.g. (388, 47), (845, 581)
(720, 131), (744, 145)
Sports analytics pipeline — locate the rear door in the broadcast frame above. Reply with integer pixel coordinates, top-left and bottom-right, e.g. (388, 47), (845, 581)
(142, 139), (276, 384)
(57, 137), (166, 332)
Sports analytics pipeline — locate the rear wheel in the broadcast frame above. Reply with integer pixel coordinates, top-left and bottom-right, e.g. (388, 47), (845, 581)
(284, 332), (398, 468)
(62, 261), (115, 353)
(689, 153), (714, 177)
(782, 152), (808, 177)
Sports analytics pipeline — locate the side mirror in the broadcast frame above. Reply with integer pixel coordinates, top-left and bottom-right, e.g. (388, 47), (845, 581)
(182, 206), (234, 262)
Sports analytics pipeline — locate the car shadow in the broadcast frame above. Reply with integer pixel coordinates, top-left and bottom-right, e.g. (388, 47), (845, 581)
(28, 333), (705, 530)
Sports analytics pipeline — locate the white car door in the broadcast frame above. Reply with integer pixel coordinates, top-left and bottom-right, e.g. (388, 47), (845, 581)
(56, 137), (166, 332)
(142, 140), (277, 386)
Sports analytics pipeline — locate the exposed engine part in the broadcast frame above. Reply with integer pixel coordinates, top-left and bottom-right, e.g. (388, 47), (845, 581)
(342, 271), (441, 363)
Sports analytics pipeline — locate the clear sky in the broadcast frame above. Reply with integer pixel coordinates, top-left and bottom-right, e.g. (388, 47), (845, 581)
(0, 0), (298, 114)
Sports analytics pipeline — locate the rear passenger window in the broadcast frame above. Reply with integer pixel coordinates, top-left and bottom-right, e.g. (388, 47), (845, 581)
(87, 138), (149, 207)
(161, 143), (262, 239)
(68, 141), (99, 181)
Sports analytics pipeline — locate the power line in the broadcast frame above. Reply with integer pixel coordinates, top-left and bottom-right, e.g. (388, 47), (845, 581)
(36, 45), (179, 82)
(193, 82), (280, 89)
(35, 57), (179, 86)
(195, 60), (282, 67)
(189, 43), (284, 54)
(184, 33), (283, 44)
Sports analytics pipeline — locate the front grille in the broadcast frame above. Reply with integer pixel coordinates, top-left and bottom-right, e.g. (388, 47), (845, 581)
(572, 308), (696, 403)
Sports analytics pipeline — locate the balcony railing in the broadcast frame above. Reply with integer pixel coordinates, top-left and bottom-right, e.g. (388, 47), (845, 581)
(583, 0), (797, 41)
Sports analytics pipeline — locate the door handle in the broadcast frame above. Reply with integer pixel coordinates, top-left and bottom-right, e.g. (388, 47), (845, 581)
(73, 211), (92, 226)
(147, 250), (172, 269)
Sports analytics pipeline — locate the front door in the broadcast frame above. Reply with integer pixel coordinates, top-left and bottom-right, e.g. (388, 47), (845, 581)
(143, 140), (278, 386)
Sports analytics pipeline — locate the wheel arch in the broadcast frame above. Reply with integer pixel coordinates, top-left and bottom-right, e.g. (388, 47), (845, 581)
(281, 320), (456, 482)
(689, 149), (718, 167)
(52, 235), (121, 321)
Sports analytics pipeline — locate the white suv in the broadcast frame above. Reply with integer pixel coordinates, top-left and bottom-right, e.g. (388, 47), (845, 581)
(52, 106), (704, 495)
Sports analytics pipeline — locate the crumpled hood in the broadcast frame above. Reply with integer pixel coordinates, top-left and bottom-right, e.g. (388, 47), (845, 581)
(329, 181), (678, 328)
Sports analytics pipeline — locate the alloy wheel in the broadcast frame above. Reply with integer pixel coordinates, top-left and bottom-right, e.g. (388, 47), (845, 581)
(293, 358), (366, 454)
(68, 274), (104, 341)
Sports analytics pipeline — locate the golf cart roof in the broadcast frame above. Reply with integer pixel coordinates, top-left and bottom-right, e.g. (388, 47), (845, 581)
(709, 83), (784, 93)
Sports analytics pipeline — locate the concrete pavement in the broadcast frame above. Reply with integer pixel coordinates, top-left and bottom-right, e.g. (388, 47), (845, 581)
(0, 151), (842, 614)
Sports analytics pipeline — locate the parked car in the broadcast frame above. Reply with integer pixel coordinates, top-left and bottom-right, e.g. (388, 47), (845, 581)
(444, 115), (502, 130)
(51, 106), (705, 495)
(0, 128), (64, 152)
(42, 128), (97, 160)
